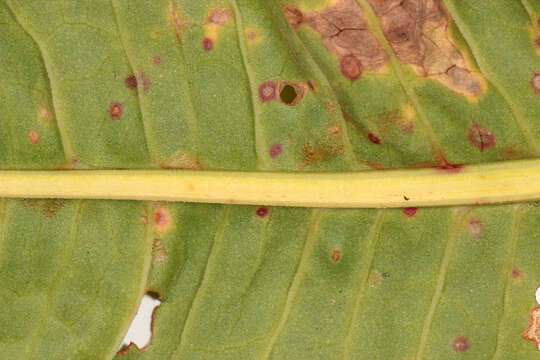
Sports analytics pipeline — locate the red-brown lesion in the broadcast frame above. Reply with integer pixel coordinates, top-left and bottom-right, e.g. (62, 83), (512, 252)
(523, 305), (540, 349)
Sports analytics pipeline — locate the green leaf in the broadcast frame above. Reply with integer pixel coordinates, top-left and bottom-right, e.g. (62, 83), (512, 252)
(1, 0), (540, 359)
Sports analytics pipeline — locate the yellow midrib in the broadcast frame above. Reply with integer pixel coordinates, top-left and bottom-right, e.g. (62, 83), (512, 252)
(1, 159), (540, 208)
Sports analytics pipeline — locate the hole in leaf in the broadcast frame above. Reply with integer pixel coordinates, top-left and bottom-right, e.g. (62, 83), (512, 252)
(536, 285), (540, 305)
(279, 84), (298, 105)
(119, 292), (161, 354)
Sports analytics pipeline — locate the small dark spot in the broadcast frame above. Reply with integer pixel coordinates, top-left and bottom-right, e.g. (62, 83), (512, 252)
(468, 124), (495, 151)
(452, 337), (469, 353)
(259, 81), (277, 102)
(307, 80), (315, 91)
(255, 207), (269, 218)
(202, 38), (214, 51)
(382, 272), (390, 278)
(467, 219), (484, 239)
(535, 38), (540, 48)
(282, 5), (304, 28)
(153, 56), (161, 65)
(269, 144), (283, 158)
(403, 207), (418, 217)
(340, 55), (363, 80)
(531, 73), (540, 94)
(109, 102), (123, 120)
(512, 268), (521, 278)
(330, 249), (342, 264)
(367, 133), (381, 144)
(125, 74), (138, 90)
(403, 195), (409, 201)
(28, 130), (40, 145)
(278, 82), (306, 106)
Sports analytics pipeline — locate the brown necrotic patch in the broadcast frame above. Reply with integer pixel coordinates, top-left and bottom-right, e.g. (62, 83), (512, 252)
(531, 73), (540, 93)
(466, 219), (484, 238)
(125, 75), (138, 90)
(278, 82), (307, 106)
(109, 102), (123, 120)
(330, 249), (343, 263)
(202, 37), (214, 51)
(283, 5), (304, 29)
(452, 337), (469, 353)
(259, 81), (277, 102)
(208, 9), (233, 25)
(370, 0), (485, 97)
(468, 123), (495, 151)
(523, 306), (540, 349)
(297, 0), (388, 77)
(28, 130), (40, 145)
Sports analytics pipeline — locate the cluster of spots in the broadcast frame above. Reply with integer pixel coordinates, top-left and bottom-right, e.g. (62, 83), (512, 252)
(468, 123), (495, 151)
(23, 199), (67, 218)
(155, 206), (172, 233)
(152, 238), (168, 263)
(531, 73), (540, 94)
(28, 130), (40, 145)
(368, 0), (485, 97)
(258, 80), (308, 106)
(301, 138), (345, 168)
(202, 9), (233, 51)
(466, 219), (484, 239)
(522, 306), (540, 349)
(330, 249), (342, 264)
(125, 73), (151, 94)
(269, 143), (283, 158)
(403, 207), (418, 217)
(255, 207), (269, 218)
(109, 102), (123, 120)
(284, 0), (388, 80)
(160, 153), (201, 169)
(452, 337), (469, 353)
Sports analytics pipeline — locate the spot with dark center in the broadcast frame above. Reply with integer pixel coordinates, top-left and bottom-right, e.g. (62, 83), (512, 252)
(269, 144), (283, 158)
(468, 124), (495, 151)
(282, 5), (304, 28)
(202, 37), (214, 51)
(125, 74), (138, 90)
(531, 73), (540, 93)
(259, 81), (276, 102)
(340, 56), (363, 80)
(28, 131), (40, 145)
(403, 207), (417, 217)
(278, 82), (306, 106)
(255, 207), (269, 218)
(330, 249), (342, 264)
(109, 102), (123, 120)
(467, 219), (484, 239)
(452, 337), (469, 353)
(367, 133), (381, 144)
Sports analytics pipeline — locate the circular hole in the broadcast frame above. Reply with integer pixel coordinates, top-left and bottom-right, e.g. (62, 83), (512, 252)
(279, 84), (298, 105)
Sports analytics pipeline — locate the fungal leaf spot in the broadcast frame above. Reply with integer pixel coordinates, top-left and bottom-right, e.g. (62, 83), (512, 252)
(531, 73), (540, 94)
(125, 74), (138, 90)
(152, 239), (168, 264)
(403, 207), (418, 217)
(169, 2), (187, 45)
(259, 81), (277, 102)
(109, 102), (123, 120)
(468, 123), (495, 151)
(278, 82), (307, 106)
(452, 337), (469, 353)
(330, 249), (342, 264)
(255, 207), (269, 218)
(297, 0), (388, 77)
(523, 306), (540, 350)
(155, 206), (172, 233)
(202, 37), (214, 51)
(269, 144), (283, 158)
(28, 131), (40, 145)
(466, 219), (484, 239)
(283, 5), (304, 29)
(369, 0), (485, 98)
(160, 153), (201, 170)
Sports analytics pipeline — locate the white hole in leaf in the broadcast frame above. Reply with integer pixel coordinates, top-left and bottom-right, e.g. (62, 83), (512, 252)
(536, 285), (540, 305)
(120, 294), (161, 351)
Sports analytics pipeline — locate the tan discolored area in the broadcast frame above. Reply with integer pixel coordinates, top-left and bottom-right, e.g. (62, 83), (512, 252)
(160, 153), (201, 169)
(369, 0), (485, 97)
(284, 0), (388, 77)
(523, 306), (540, 349)
(23, 199), (67, 218)
(169, 2), (188, 45)
(152, 238), (168, 263)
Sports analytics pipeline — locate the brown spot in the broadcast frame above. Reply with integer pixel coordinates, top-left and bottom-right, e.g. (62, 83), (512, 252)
(452, 337), (469, 353)
(24, 199), (67, 218)
(367, 133), (381, 144)
(307, 80), (315, 91)
(155, 206), (171, 233)
(169, 2), (187, 44)
(367, 162), (385, 170)
(468, 123), (496, 151)
(531, 73), (540, 94)
(161, 153), (201, 169)
(153, 56), (161, 65)
(255, 207), (269, 218)
(382, 272), (390, 278)
(467, 219), (484, 239)
(269, 144), (283, 158)
(37, 105), (52, 122)
(535, 38), (540, 48)
(259, 81), (277, 102)
(522, 306), (540, 349)
(370, 0), (484, 97)
(512, 268), (521, 279)
(303, 0), (388, 74)
(330, 249), (342, 263)
(403, 207), (418, 217)
(368, 270), (382, 286)
(152, 238), (168, 263)
(109, 102), (123, 120)
(282, 5), (304, 29)
(125, 74), (138, 90)
(28, 131), (40, 145)
(208, 9), (233, 25)
(278, 82), (307, 106)
(202, 37), (214, 51)
(301, 139), (345, 168)
(340, 55), (363, 80)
